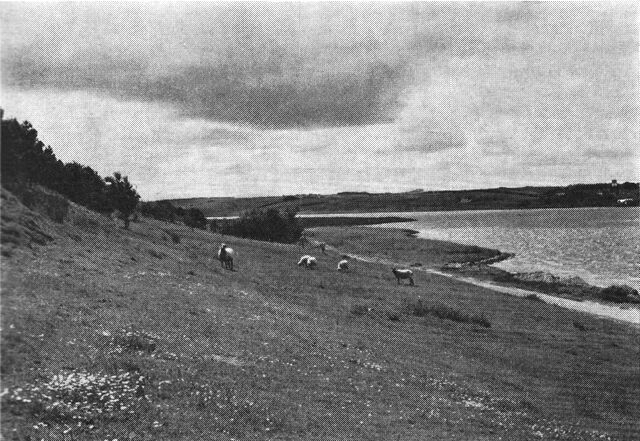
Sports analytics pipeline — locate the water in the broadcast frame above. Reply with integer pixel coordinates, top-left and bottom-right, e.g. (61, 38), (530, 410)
(360, 207), (639, 290)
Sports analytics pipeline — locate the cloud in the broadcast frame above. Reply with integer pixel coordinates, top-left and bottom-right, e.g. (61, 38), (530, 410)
(1, 3), (417, 128)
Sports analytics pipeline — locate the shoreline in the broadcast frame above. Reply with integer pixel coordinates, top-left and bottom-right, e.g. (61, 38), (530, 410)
(310, 226), (640, 326)
(440, 252), (640, 307)
(337, 248), (640, 326)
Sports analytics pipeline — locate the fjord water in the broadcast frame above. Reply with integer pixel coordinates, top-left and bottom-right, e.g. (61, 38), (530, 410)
(371, 207), (640, 290)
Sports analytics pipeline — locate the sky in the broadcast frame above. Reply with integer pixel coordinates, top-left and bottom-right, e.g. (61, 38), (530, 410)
(1, 2), (638, 200)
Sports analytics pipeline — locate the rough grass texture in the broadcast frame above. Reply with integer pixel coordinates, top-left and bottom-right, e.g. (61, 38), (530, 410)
(2, 187), (639, 440)
(405, 298), (491, 328)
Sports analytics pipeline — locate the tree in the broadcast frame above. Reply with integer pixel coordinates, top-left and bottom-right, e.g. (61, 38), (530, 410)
(105, 172), (140, 229)
(183, 207), (207, 229)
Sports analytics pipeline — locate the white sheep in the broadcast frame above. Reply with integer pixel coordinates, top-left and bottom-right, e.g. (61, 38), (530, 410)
(337, 259), (349, 271)
(392, 267), (414, 285)
(218, 243), (235, 270)
(297, 255), (317, 269)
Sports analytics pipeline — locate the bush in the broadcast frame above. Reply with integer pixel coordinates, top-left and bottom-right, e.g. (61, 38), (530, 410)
(404, 298), (491, 328)
(219, 208), (303, 243)
(597, 285), (640, 303)
(524, 294), (544, 303)
(140, 201), (178, 222)
(184, 207), (207, 229)
(105, 172), (140, 229)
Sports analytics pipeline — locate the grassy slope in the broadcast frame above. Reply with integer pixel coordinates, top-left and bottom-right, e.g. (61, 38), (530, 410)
(2, 189), (639, 440)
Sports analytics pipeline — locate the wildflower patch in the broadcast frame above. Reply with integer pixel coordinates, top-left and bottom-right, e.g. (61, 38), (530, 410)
(6, 370), (148, 430)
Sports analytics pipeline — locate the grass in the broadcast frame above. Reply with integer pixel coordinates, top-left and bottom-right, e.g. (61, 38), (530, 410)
(404, 298), (491, 328)
(2, 187), (639, 440)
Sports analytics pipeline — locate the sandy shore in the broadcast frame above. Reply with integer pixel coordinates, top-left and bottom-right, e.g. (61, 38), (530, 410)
(428, 269), (640, 326)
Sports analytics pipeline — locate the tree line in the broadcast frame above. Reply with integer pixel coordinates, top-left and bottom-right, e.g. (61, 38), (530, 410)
(1, 115), (304, 242)
(1, 118), (140, 228)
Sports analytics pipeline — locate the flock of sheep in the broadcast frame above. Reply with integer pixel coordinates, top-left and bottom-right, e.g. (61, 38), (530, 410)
(217, 242), (415, 285)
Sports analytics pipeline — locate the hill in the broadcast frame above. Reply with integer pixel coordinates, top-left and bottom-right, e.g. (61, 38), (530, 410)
(2, 186), (639, 440)
(163, 183), (639, 217)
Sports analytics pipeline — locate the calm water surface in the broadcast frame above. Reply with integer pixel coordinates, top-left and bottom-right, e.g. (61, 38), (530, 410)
(344, 207), (639, 290)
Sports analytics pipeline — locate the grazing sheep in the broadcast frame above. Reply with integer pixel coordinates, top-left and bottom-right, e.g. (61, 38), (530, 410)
(298, 255), (318, 269)
(218, 243), (235, 270)
(337, 259), (349, 271)
(392, 268), (414, 285)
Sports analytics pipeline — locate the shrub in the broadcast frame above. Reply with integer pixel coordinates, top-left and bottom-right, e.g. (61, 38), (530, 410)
(140, 201), (178, 222)
(105, 172), (140, 229)
(183, 207), (207, 229)
(219, 208), (303, 243)
(597, 285), (640, 303)
(524, 294), (544, 303)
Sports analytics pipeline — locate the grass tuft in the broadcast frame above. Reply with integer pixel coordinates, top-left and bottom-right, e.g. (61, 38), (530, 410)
(404, 298), (491, 328)
(112, 327), (158, 353)
(525, 294), (545, 302)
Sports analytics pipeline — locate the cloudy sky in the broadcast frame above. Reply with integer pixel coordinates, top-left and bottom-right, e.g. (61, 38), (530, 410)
(1, 2), (638, 199)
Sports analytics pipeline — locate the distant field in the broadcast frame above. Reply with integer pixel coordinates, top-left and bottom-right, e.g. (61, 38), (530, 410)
(163, 183), (639, 217)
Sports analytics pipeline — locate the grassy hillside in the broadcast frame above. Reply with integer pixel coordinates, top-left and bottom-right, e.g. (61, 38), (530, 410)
(2, 187), (639, 440)
(164, 183), (639, 217)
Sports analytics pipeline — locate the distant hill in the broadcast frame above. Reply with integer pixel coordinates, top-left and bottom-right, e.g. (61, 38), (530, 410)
(162, 182), (639, 217)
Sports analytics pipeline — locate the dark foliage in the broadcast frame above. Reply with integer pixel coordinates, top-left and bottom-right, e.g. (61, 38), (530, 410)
(524, 294), (545, 303)
(597, 285), (640, 303)
(219, 208), (303, 243)
(1, 117), (139, 216)
(105, 173), (141, 229)
(183, 208), (207, 229)
(140, 201), (178, 223)
(2, 119), (66, 191)
(140, 201), (206, 230)
(58, 162), (111, 212)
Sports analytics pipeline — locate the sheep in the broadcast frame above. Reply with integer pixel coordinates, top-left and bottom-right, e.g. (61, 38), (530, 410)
(218, 243), (235, 270)
(317, 242), (327, 254)
(392, 267), (414, 285)
(337, 259), (349, 271)
(298, 235), (309, 249)
(297, 255), (317, 269)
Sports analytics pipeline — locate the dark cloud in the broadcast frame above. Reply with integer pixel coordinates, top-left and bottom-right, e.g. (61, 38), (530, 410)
(5, 52), (406, 128)
(2, 3), (412, 129)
